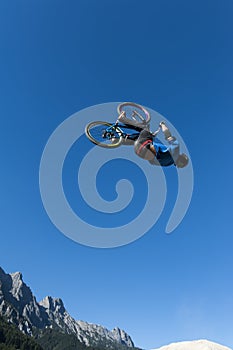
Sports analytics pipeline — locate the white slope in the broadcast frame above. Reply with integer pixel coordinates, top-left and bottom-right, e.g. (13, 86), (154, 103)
(151, 340), (232, 350)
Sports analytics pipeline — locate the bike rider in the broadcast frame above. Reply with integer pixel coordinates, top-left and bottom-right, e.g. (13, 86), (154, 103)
(117, 112), (189, 168)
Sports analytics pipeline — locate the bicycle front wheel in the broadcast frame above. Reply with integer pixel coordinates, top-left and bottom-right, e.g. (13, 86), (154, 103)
(85, 121), (123, 148)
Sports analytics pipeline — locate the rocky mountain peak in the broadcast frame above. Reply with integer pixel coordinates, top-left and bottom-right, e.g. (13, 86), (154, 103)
(111, 327), (134, 347)
(9, 271), (27, 301)
(39, 296), (65, 315)
(9, 272), (34, 308)
(11, 271), (23, 280)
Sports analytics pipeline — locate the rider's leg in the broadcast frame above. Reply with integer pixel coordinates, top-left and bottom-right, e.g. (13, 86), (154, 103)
(134, 141), (156, 161)
(168, 138), (180, 163)
(160, 121), (176, 142)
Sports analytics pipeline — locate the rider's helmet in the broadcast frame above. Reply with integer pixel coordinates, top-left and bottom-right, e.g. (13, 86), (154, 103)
(175, 153), (189, 168)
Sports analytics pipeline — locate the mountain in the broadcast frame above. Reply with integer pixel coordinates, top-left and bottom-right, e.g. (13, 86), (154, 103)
(151, 340), (232, 350)
(0, 267), (136, 350)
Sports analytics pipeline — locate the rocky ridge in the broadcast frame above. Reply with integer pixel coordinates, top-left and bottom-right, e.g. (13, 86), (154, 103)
(0, 266), (134, 349)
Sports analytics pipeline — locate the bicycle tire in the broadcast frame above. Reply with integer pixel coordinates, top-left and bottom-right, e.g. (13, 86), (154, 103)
(85, 121), (123, 148)
(117, 102), (151, 124)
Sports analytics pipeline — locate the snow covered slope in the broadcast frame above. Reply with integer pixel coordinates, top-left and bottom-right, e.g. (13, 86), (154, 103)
(152, 340), (231, 350)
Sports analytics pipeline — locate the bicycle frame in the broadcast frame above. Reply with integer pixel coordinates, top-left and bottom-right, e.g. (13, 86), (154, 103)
(104, 122), (144, 142)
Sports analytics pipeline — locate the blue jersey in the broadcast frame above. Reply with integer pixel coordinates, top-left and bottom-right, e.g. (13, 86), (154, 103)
(153, 138), (180, 167)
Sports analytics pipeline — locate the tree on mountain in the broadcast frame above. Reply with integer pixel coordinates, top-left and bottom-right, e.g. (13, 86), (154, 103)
(0, 317), (43, 350)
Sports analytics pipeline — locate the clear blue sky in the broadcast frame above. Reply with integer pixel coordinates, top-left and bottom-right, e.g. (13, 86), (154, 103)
(1, 1), (233, 349)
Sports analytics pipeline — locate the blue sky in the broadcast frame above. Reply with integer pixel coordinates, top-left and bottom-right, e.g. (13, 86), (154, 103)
(1, 0), (233, 349)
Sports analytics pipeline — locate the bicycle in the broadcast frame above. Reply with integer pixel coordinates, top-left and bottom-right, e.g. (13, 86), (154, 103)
(85, 102), (154, 148)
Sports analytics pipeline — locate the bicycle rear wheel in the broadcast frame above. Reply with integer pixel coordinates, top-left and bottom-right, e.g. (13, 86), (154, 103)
(85, 121), (123, 148)
(117, 102), (151, 124)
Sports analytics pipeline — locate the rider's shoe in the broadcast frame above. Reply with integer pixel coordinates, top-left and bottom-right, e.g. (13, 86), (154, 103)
(160, 121), (170, 132)
(160, 121), (175, 141)
(167, 136), (176, 142)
